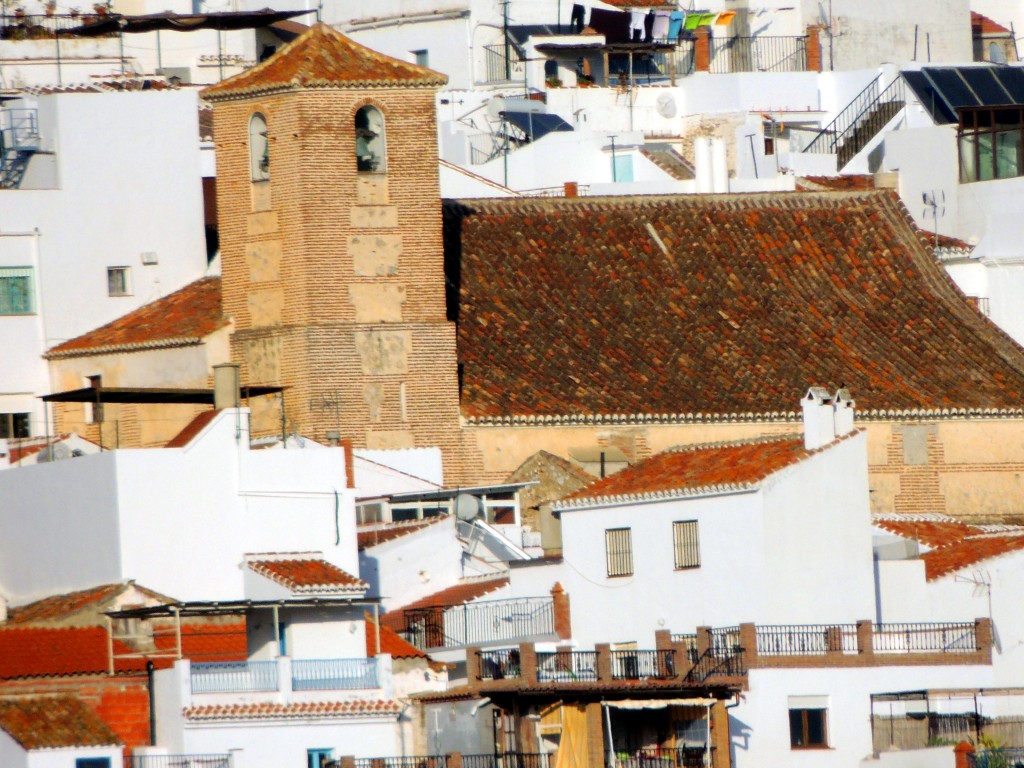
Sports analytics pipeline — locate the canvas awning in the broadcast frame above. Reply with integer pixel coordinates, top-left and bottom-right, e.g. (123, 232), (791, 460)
(67, 8), (312, 36)
(603, 698), (717, 709)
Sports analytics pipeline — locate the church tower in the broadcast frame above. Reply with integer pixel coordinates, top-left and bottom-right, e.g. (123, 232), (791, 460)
(203, 25), (464, 477)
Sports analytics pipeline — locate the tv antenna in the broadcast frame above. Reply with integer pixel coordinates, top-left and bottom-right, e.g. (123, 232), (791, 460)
(922, 190), (946, 249)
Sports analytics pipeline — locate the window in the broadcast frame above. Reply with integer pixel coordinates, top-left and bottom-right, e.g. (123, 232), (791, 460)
(611, 154), (633, 182)
(0, 413), (30, 439)
(959, 106), (1024, 182)
(308, 748), (334, 768)
(605, 527), (633, 577)
(789, 706), (828, 749)
(0, 267), (35, 314)
(249, 112), (270, 181)
(107, 267), (131, 297)
(77, 759), (112, 768)
(412, 49), (429, 68)
(673, 520), (700, 569)
(355, 105), (386, 173)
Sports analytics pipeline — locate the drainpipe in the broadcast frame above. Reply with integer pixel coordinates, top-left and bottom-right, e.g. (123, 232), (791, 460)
(147, 660), (156, 745)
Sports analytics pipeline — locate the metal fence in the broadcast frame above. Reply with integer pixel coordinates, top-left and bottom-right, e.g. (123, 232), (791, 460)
(969, 747), (1024, 767)
(872, 622), (977, 654)
(616, 747), (714, 768)
(803, 74), (906, 156)
(709, 626), (740, 656)
(755, 624), (858, 656)
(354, 757), (447, 768)
(128, 756), (230, 768)
(478, 647), (523, 680)
(292, 658), (378, 691)
(463, 754), (550, 768)
(482, 42), (520, 83)
(671, 633), (700, 664)
(610, 650), (675, 679)
(404, 596), (554, 650)
(537, 650), (598, 682)
(709, 35), (806, 73)
(190, 660), (278, 693)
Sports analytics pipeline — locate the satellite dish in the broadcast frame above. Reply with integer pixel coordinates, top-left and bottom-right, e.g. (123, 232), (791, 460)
(656, 93), (677, 118)
(455, 493), (483, 521)
(486, 97), (507, 120)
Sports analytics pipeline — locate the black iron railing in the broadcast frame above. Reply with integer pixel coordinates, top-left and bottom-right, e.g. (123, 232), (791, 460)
(478, 647), (523, 680)
(610, 649), (675, 679)
(617, 747), (715, 768)
(129, 756), (230, 768)
(803, 74), (906, 161)
(968, 747), (1024, 768)
(464, 754), (550, 768)
(873, 622), (977, 654)
(0, 12), (119, 37)
(537, 650), (598, 682)
(354, 757), (448, 768)
(404, 596), (554, 650)
(685, 645), (745, 683)
(709, 35), (806, 73)
(756, 624), (858, 656)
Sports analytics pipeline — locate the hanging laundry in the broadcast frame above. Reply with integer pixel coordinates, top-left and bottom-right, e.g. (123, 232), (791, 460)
(571, 3), (586, 33)
(715, 10), (736, 26)
(668, 10), (685, 39)
(653, 10), (671, 40)
(644, 10), (655, 42)
(589, 7), (630, 42)
(630, 9), (646, 41)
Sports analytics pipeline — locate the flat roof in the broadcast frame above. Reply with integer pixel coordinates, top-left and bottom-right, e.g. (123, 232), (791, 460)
(107, 596), (381, 620)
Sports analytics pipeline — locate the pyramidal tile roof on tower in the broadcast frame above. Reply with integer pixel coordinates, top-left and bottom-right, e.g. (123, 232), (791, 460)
(202, 23), (447, 101)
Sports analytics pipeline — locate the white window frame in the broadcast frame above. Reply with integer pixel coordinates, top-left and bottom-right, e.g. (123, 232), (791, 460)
(107, 266), (131, 297)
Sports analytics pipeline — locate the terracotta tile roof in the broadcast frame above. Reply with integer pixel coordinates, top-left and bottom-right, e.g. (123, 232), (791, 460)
(6, 584), (126, 625)
(972, 11), (1012, 35)
(357, 519), (442, 551)
(0, 627), (147, 679)
(873, 515), (982, 549)
(247, 558), (367, 594)
(47, 277), (225, 358)
(796, 175), (876, 191)
(447, 192), (1024, 421)
(5, 434), (98, 464)
(365, 616), (429, 659)
(929, 232), (974, 251)
(923, 534), (1024, 580)
(380, 577), (509, 631)
(0, 695), (120, 749)
(561, 434), (826, 506)
(165, 409), (219, 448)
(153, 621), (248, 663)
(184, 700), (403, 721)
(202, 23), (447, 101)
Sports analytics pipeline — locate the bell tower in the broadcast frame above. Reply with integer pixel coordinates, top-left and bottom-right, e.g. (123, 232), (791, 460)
(204, 24), (464, 478)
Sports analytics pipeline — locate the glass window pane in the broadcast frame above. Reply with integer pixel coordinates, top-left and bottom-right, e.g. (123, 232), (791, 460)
(959, 133), (978, 182)
(979, 132), (995, 180)
(0, 268), (34, 314)
(996, 129), (1021, 178)
(789, 709), (804, 746)
(807, 709), (826, 745)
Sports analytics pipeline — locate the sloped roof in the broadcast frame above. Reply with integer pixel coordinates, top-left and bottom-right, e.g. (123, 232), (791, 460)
(923, 534), (1024, 580)
(365, 616), (429, 660)
(0, 627), (146, 679)
(357, 519), (443, 551)
(5, 582), (170, 626)
(153, 621), (248, 663)
(202, 23), (446, 101)
(796, 175), (875, 191)
(873, 515), (981, 549)
(447, 191), (1024, 421)
(46, 277), (225, 358)
(972, 11), (1012, 35)
(560, 434), (837, 507)
(165, 410), (219, 448)
(0, 696), (120, 750)
(184, 700), (403, 720)
(247, 558), (367, 594)
(380, 577), (509, 631)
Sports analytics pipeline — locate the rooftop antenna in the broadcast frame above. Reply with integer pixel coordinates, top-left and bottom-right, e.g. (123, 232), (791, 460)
(922, 190), (945, 249)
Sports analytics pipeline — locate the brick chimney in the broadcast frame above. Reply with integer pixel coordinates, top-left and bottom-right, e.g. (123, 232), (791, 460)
(802, 387), (835, 450)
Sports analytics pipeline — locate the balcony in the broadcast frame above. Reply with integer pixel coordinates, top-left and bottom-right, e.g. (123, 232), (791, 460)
(402, 596), (556, 651)
(471, 644), (679, 690)
(129, 755), (231, 768)
(182, 656), (387, 703)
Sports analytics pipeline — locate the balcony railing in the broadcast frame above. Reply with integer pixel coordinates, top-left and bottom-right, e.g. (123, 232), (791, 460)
(478, 648), (523, 680)
(482, 42), (523, 83)
(709, 35), (806, 73)
(404, 596), (554, 650)
(292, 658), (378, 691)
(0, 12), (120, 38)
(464, 754), (550, 768)
(537, 650), (598, 682)
(354, 758), (448, 768)
(190, 661), (278, 693)
(873, 622), (977, 654)
(129, 756), (231, 768)
(969, 748), (1024, 768)
(611, 650), (676, 679)
(756, 624), (858, 656)
(616, 747), (715, 768)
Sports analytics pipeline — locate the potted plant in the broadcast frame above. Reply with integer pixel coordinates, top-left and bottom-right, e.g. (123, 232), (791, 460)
(69, 5), (79, 16)
(45, 0), (56, 15)
(93, 1), (108, 14)
(545, 75), (562, 88)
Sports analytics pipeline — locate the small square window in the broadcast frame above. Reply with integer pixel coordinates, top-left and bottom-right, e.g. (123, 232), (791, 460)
(605, 527), (633, 577)
(107, 267), (131, 297)
(0, 413), (30, 439)
(412, 49), (429, 68)
(789, 707), (828, 748)
(673, 520), (700, 569)
(0, 267), (35, 314)
(77, 759), (112, 768)
(308, 748), (334, 768)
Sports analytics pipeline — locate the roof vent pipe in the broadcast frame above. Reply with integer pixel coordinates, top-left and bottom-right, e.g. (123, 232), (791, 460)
(711, 137), (728, 193)
(212, 363), (241, 411)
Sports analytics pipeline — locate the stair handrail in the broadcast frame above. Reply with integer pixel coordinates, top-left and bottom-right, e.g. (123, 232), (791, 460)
(804, 74), (905, 155)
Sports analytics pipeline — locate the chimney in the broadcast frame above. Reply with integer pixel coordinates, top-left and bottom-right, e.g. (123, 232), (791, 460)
(694, 136), (713, 193)
(834, 388), (855, 436)
(564, 181), (579, 198)
(212, 363), (241, 411)
(801, 387), (835, 450)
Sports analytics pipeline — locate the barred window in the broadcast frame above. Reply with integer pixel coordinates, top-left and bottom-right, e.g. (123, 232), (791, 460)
(605, 527), (633, 577)
(0, 267), (34, 314)
(673, 520), (700, 569)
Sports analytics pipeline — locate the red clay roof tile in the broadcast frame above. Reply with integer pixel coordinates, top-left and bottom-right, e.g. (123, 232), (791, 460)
(972, 12), (1012, 35)
(6, 584), (127, 624)
(0, 627), (146, 679)
(357, 519), (443, 551)
(247, 558), (367, 593)
(47, 277), (225, 358)
(874, 517), (981, 549)
(447, 192), (1024, 419)
(365, 616), (429, 660)
(202, 23), (446, 101)
(0, 695), (120, 749)
(165, 409), (219, 448)
(184, 700), (403, 720)
(923, 534), (1024, 580)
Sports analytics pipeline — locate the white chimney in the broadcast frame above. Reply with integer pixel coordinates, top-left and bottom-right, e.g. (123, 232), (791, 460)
(711, 137), (728, 193)
(0, 439), (8, 470)
(212, 363), (241, 411)
(802, 387), (835, 450)
(694, 136), (713, 193)
(834, 388), (855, 436)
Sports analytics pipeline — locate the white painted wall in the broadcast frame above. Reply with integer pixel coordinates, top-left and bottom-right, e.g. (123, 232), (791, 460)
(862, 746), (956, 768)
(0, 730), (27, 768)
(27, 746), (122, 768)
(347, 17), (472, 90)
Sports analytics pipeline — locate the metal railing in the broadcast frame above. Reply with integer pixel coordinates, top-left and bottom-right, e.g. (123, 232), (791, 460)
(0, 109), (39, 151)
(803, 74), (906, 157)
(0, 12), (120, 37)
(537, 650), (598, 682)
(521, 185), (591, 197)
(190, 660), (278, 693)
(483, 42), (520, 83)
(610, 649), (676, 679)
(404, 596), (554, 650)
(463, 754), (550, 768)
(616, 747), (715, 768)
(129, 756), (230, 768)
(478, 647), (523, 680)
(292, 658), (378, 691)
(354, 758), (447, 768)
(873, 622), (977, 654)
(756, 624), (858, 656)
(968, 748), (1024, 768)
(709, 626), (740, 656)
(671, 633), (700, 664)
(709, 35), (806, 73)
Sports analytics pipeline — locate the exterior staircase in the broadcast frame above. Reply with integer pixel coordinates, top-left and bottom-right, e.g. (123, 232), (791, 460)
(804, 74), (906, 170)
(0, 108), (40, 189)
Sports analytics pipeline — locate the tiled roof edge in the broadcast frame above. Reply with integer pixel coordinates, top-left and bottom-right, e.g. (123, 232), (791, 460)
(183, 700), (403, 721)
(203, 78), (445, 103)
(466, 408), (1024, 426)
(554, 482), (759, 511)
(45, 337), (205, 360)
(246, 560), (369, 593)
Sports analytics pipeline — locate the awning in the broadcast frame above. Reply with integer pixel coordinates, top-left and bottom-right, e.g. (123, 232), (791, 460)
(501, 111), (574, 141)
(67, 8), (313, 37)
(603, 698), (717, 709)
(41, 385), (284, 404)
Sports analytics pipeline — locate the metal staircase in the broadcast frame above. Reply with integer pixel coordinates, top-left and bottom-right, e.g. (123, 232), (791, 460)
(0, 108), (40, 189)
(803, 74), (906, 169)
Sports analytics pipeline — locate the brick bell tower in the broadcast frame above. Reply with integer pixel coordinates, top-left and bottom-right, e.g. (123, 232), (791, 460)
(203, 24), (464, 479)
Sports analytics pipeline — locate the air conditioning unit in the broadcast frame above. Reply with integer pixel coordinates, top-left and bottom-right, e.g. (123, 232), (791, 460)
(140, 251), (158, 265)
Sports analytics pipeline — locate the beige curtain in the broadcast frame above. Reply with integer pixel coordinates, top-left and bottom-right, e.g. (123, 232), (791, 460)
(554, 703), (590, 768)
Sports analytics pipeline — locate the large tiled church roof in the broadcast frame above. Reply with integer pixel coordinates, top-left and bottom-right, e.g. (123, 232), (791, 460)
(445, 190), (1024, 420)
